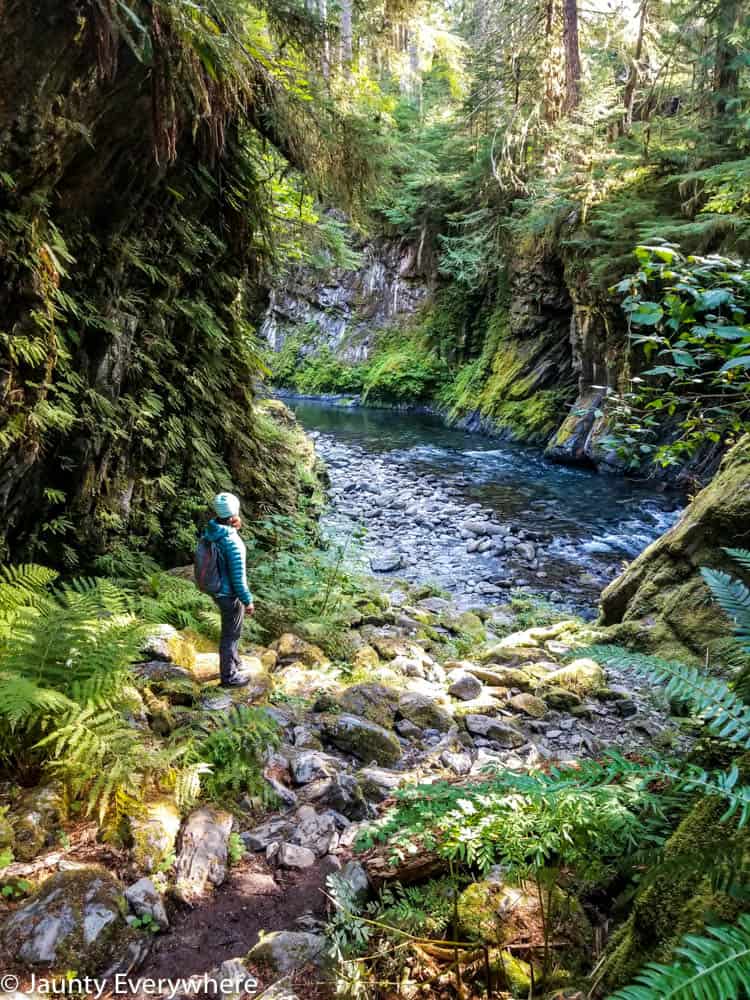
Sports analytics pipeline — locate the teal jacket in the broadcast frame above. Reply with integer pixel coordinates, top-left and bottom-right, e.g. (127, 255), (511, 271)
(204, 520), (253, 606)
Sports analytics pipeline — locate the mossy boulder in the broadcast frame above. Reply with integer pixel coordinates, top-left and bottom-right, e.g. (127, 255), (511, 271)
(543, 686), (582, 710)
(488, 951), (533, 998)
(508, 693), (547, 718)
(600, 434), (750, 663)
(0, 866), (139, 974)
(475, 666), (535, 691)
(538, 658), (604, 696)
(351, 644), (380, 672)
(272, 633), (330, 668)
(129, 797), (181, 873)
(397, 692), (453, 732)
(246, 930), (325, 974)
(598, 757), (750, 992)
(478, 644), (543, 665)
(322, 714), (402, 766)
(340, 683), (400, 728)
(166, 633), (198, 671)
(457, 878), (591, 970)
(11, 783), (68, 862)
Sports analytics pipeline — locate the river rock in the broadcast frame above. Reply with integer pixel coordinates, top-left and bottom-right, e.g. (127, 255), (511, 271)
(357, 767), (406, 801)
(11, 783), (67, 862)
(464, 715), (525, 747)
(124, 877), (169, 930)
(297, 774), (370, 820)
(352, 645), (380, 671)
(395, 718), (423, 740)
(277, 843), (316, 869)
(441, 750), (472, 775)
(397, 692), (452, 732)
(289, 806), (338, 857)
(290, 750), (340, 785)
(539, 658), (605, 696)
(321, 714), (402, 765)
(370, 550), (403, 573)
(447, 669), (483, 701)
(340, 683), (400, 728)
(462, 520), (506, 537)
(338, 860), (370, 903)
(140, 624), (178, 661)
(174, 807), (233, 904)
(272, 634), (329, 668)
(508, 693), (547, 718)
(129, 797), (181, 872)
(1, 867), (137, 973)
(247, 931), (326, 974)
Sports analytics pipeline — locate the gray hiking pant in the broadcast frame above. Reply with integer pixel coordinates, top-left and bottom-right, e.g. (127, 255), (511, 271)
(214, 595), (245, 683)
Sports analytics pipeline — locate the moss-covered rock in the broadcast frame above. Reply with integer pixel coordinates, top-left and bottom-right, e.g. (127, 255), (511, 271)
(474, 665), (536, 691)
(397, 691), (453, 732)
(508, 693), (547, 718)
(340, 683), (400, 728)
(351, 644), (380, 672)
(0, 809), (14, 852)
(0, 866), (138, 974)
(272, 633), (330, 668)
(600, 434), (750, 662)
(543, 686), (582, 710)
(11, 783), (68, 862)
(166, 633), (197, 671)
(538, 658), (604, 696)
(322, 714), (402, 765)
(489, 950), (533, 997)
(598, 761), (750, 992)
(129, 797), (181, 873)
(457, 877), (592, 971)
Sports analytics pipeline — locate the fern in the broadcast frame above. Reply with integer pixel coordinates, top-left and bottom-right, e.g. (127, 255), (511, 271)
(584, 644), (750, 748)
(608, 913), (750, 999)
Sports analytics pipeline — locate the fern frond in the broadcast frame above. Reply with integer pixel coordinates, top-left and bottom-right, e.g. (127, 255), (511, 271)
(725, 548), (750, 573)
(701, 567), (750, 637)
(585, 645), (750, 748)
(608, 913), (750, 999)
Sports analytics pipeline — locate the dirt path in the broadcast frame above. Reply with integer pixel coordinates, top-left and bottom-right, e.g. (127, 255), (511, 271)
(139, 854), (328, 982)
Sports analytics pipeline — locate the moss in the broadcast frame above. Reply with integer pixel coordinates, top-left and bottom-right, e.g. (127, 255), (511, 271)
(600, 434), (750, 661)
(339, 683), (400, 728)
(166, 633), (197, 671)
(129, 797), (181, 873)
(539, 658), (605, 696)
(598, 762), (750, 992)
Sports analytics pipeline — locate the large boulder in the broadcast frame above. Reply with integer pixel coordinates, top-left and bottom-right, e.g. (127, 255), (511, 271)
(397, 692), (452, 733)
(600, 435), (750, 663)
(321, 714), (401, 766)
(0, 867), (143, 974)
(339, 683), (400, 728)
(11, 784), (67, 862)
(174, 807), (233, 904)
(246, 930), (325, 975)
(129, 797), (181, 873)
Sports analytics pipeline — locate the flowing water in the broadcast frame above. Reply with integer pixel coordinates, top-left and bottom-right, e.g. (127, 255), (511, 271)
(286, 397), (683, 612)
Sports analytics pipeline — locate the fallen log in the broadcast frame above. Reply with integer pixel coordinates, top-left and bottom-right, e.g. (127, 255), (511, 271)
(360, 842), (446, 889)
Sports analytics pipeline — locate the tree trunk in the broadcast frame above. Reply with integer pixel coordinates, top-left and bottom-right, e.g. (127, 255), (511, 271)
(340, 0), (353, 78)
(715, 0), (740, 114)
(562, 0), (581, 112)
(621, 0), (647, 134)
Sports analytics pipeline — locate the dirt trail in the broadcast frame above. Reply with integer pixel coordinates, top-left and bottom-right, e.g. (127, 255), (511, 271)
(137, 855), (328, 982)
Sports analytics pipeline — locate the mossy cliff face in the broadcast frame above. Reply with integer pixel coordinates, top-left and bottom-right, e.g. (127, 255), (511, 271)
(599, 435), (750, 662)
(0, 2), (317, 566)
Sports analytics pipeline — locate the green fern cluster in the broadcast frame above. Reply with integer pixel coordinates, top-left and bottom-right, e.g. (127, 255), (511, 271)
(0, 565), (184, 827)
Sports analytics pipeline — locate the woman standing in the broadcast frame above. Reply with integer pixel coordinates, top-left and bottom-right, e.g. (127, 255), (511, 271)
(203, 492), (255, 687)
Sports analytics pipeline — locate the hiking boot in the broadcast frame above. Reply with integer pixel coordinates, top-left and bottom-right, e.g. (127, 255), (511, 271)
(220, 673), (250, 688)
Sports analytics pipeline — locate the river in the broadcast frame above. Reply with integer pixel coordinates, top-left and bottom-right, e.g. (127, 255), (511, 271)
(287, 398), (682, 613)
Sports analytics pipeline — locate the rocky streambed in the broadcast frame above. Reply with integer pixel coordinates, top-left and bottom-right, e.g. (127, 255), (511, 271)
(289, 399), (681, 611)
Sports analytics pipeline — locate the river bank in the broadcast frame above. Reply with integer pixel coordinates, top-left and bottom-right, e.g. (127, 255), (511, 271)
(284, 397), (682, 614)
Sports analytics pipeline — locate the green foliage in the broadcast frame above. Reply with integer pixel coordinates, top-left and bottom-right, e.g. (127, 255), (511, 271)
(361, 331), (449, 403)
(228, 830), (247, 865)
(186, 704), (280, 802)
(607, 913), (750, 1000)
(605, 245), (750, 468)
(358, 754), (677, 884)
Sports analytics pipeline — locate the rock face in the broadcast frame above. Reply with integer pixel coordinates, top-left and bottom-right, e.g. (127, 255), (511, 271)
(174, 807), (233, 904)
(259, 233), (430, 364)
(0, 867), (138, 974)
(600, 435), (750, 662)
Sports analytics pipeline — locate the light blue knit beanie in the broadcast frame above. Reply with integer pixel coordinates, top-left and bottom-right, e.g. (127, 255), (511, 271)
(213, 492), (240, 518)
